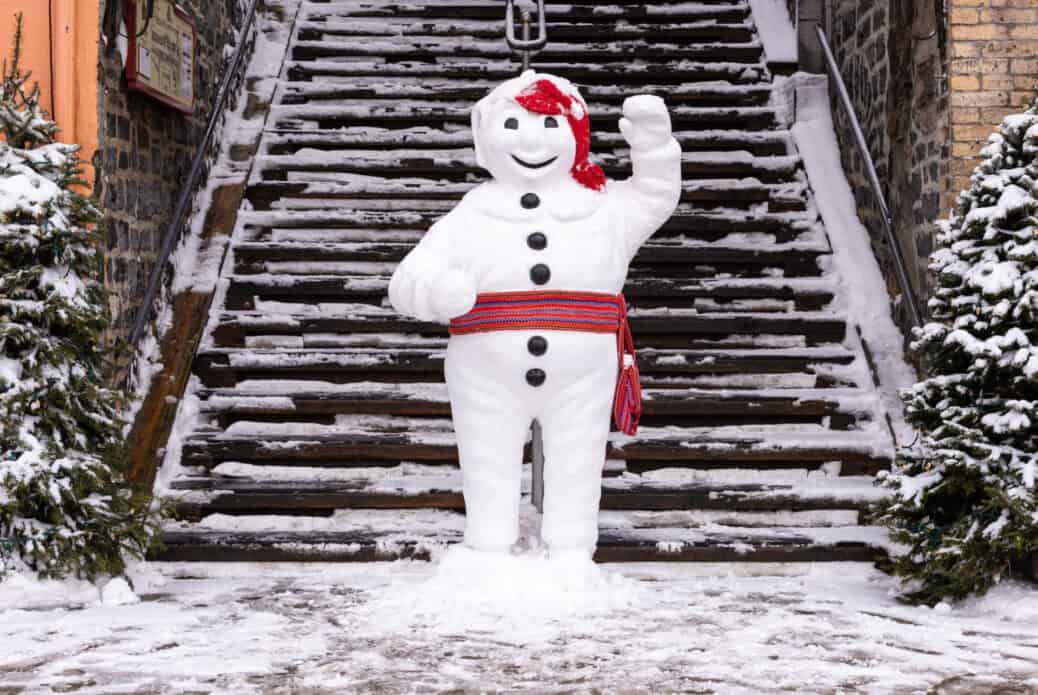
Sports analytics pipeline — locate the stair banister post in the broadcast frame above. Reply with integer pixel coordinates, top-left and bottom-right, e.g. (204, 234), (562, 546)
(504, 0), (549, 513)
(505, 0), (547, 71)
(521, 10), (531, 72)
(532, 420), (545, 514)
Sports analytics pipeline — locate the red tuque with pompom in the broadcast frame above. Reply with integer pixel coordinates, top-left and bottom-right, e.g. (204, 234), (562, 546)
(514, 79), (606, 192)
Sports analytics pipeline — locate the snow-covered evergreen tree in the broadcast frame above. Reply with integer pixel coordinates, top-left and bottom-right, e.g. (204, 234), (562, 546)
(876, 98), (1038, 604)
(0, 15), (157, 579)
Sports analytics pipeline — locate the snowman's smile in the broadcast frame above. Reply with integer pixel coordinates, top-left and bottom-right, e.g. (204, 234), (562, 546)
(511, 154), (558, 169)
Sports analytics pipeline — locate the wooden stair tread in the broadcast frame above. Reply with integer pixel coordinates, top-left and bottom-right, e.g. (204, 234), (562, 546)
(181, 429), (891, 471)
(290, 39), (764, 64)
(232, 223), (820, 250)
(299, 2), (752, 24)
(153, 527), (886, 563)
(272, 102), (779, 131)
(285, 59), (766, 84)
(221, 275), (834, 310)
(296, 20), (756, 44)
(210, 310), (847, 334)
(193, 345), (859, 387)
(168, 478), (878, 516)
(261, 131), (795, 162)
(281, 77), (769, 102)
(194, 387), (875, 425)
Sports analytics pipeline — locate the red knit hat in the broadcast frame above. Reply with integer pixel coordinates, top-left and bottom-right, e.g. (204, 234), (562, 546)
(514, 79), (606, 192)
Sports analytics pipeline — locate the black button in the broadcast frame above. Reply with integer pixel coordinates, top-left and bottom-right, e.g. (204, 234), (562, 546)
(526, 368), (546, 387)
(527, 232), (547, 250)
(521, 192), (540, 209)
(527, 335), (548, 356)
(530, 264), (551, 285)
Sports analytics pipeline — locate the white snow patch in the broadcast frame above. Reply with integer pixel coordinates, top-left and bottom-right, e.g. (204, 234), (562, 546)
(3, 560), (1037, 693)
(100, 577), (140, 606)
(363, 545), (643, 644)
(786, 72), (917, 442)
(748, 0), (798, 64)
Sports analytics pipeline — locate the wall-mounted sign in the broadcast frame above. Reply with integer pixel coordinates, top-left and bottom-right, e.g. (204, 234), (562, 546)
(125, 0), (196, 114)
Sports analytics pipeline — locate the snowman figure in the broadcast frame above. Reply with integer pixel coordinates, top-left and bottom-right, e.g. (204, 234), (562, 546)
(389, 70), (682, 563)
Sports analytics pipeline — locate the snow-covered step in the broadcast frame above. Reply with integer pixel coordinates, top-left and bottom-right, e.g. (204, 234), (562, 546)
(193, 345), (860, 387)
(155, 525), (885, 563)
(261, 128), (795, 157)
(231, 237), (829, 278)
(168, 478), (877, 519)
(272, 103), (780, 131)
(281, 78), (770, 107)
(195, 385), (876, 424)
(221, 274), (835, 312)
(208, 310), (848, 348)
(256, 149), (799, 183)
(180, 427), (890, 475)
(235, 214), (823, 248)
(296, 19), (756, 44)
(290, 38), (763, 63)
(247, 185), (809, 216)
(299, 1), (752, 24)
(285, 59), (767, 85)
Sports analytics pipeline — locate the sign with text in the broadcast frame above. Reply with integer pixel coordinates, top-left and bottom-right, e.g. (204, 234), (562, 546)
(126, 0), (196, 114)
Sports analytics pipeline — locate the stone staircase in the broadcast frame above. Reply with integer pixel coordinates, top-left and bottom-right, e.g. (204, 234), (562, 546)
(158, 0), (897, 562)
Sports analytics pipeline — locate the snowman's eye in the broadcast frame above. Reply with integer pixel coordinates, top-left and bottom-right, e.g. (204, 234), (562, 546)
(544, 116), (559, 128)
(504, 117), (519, 130)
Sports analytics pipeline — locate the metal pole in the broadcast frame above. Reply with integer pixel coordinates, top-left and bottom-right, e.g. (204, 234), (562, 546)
(521, 10), (531, 71)
(502, 0), (549, 510)
(815, 26), (925, 327)
(531, 420), (544, 513)
(505, 0), (546, 71)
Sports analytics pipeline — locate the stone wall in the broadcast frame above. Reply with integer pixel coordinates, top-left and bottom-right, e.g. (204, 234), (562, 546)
(95, 0), (249, 349)
(822, 0), (947, 332)
(815, 0), (1038, 335)
(947, 0), (1038, 206)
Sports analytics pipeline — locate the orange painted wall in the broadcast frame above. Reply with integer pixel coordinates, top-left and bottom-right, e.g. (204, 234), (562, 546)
(0, 0), (99, 186)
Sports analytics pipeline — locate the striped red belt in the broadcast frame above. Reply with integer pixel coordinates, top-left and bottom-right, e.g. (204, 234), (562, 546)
(448, 290), (642, 435)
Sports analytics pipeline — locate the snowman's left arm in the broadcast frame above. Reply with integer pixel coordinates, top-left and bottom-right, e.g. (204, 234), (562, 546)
(610, 95), (683, 261)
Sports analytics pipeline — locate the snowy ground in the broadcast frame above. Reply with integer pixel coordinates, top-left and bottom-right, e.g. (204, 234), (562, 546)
(3, 556), (1037, 694)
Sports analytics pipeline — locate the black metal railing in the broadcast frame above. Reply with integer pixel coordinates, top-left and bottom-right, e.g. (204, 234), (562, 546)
(127, 0), (261, 349)
(815, 25), (925, 327)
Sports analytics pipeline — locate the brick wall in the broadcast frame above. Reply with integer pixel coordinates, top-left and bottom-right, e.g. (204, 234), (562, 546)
(948, 0), (1038, 209)
(95, 0), (249, 349)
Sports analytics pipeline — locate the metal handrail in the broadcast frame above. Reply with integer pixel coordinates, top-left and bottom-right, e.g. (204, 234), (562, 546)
(505, 0), (547, 71)
(127, 0), (261, 349)
(815, 26), (924, 327)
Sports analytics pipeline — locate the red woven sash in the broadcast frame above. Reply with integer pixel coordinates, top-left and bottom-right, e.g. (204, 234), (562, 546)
(448, 290), (642, 435)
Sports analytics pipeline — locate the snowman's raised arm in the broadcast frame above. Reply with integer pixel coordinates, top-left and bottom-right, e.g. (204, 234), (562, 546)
(388, 206), (477, 323)
(611, 95), (683, 260)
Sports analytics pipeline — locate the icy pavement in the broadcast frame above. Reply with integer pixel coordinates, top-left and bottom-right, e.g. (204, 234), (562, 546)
(2, 556), (1037, 694)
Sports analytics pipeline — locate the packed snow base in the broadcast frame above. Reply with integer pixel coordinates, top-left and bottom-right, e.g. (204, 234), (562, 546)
(2, 558), (1036, 694)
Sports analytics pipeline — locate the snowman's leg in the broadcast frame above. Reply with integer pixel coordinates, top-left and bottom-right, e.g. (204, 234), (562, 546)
(446, 351), (530, 553)
(539, 369), (614, 557)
